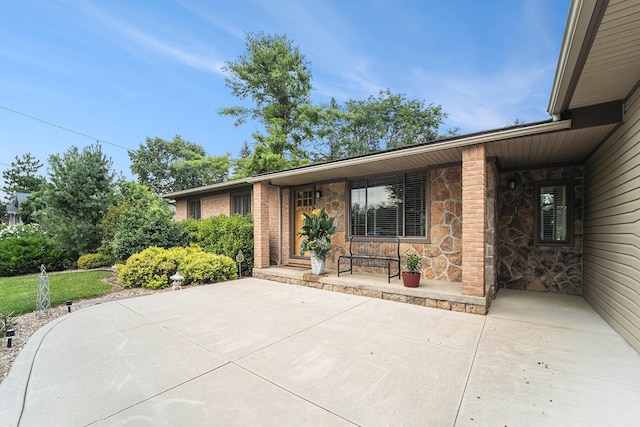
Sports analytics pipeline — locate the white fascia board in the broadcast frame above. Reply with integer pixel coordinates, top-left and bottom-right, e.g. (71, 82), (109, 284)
(548, 0), (598, 116)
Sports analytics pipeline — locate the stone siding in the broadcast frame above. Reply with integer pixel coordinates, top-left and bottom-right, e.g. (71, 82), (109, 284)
(312, 166), (465, 282)
(486, 160), (498, 297)
(497, 166), (583, 294)
(424, 166), (463, 281)
(253, 269), (488, 314)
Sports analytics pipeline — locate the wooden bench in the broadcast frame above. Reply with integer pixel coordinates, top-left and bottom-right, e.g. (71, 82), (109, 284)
(337, 236), (401, 283)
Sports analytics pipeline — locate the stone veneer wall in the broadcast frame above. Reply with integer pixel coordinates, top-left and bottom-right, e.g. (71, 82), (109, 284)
(315, 181), (347, 270)
(313, 165), (464, 282)
(424, 166), (463, 281)
(497, 166), (584, 294)
(486, 161), (498, 297)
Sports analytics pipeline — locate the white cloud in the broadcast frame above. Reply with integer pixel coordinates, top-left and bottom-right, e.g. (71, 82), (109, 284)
(412, 61), (556, 132)
(64, 0), (225, 75)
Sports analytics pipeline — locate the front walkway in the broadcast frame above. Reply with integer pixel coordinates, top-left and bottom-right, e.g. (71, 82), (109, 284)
(1, 278), (639, 426)
(254, 266), (490, 314)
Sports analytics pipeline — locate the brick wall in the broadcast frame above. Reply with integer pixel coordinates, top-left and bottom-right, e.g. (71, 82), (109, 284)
(268, 186), (280, 265)
(202, 194), (229, 218)
(175, 199), (187, 221)
(253, 181), (270, 269)
(461, 145), (486, 297)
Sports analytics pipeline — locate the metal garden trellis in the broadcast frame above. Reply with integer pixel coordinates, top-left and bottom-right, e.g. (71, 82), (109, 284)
(36, 264), (51, 317)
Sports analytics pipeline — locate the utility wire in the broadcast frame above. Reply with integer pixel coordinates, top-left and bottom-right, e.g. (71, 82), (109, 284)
(0, 105), (131, 151)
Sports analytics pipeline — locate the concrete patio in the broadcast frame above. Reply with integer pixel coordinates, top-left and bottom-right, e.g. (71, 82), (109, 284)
(2, 277), (640, 426)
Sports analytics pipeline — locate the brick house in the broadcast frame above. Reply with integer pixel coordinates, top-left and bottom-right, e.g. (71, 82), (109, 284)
(165, 0), (640, 352)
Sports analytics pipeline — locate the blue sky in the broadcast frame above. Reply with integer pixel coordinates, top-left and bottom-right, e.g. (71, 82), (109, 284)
(0, 0), (570, 187)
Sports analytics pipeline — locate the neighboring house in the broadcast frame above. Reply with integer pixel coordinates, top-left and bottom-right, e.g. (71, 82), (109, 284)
(3, 192), (30, 225)
(165, 0), (640, 352)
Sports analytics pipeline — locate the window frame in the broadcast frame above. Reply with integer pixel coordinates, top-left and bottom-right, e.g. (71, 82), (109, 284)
(232, 191), (252, 217)
(347, 171), (428, 240)
(187, 198), (202, 220)
(534, 179), (573, 246)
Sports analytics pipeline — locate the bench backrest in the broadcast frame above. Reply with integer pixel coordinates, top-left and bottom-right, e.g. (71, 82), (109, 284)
(347, 236), (400, 259)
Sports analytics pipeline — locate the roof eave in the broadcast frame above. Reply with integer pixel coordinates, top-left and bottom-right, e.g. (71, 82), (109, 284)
(161, 179), (252, 199)
(548, 0), (604, 116)
(247, 119), (572, 184)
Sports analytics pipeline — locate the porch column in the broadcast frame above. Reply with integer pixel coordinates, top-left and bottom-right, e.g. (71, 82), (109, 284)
(461, 144), (486, 297)
(253, 180), (271, 269)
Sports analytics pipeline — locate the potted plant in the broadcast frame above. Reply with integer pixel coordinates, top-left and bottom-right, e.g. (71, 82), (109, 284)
(299, 208), (336, 274)
(402, 254), (422, 287)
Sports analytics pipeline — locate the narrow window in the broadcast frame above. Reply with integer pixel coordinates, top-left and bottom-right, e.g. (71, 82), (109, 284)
(535, 180), (572, 245)
(232, 193), (252, 216)
(188, 199), (201, 220)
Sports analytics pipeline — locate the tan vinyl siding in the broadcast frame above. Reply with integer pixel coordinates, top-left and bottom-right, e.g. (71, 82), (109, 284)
(583, 86), (640, 352)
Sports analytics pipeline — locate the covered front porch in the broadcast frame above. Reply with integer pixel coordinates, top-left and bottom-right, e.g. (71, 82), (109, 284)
(253, 266), (490, 314)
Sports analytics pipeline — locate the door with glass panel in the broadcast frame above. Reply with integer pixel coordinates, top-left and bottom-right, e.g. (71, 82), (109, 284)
(293, 186), (314, 256)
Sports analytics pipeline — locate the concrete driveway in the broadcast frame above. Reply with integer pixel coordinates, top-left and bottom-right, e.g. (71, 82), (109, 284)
(2, 278), (640, 426)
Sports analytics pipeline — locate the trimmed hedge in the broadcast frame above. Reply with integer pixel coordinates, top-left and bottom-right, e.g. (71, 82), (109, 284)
(182, 214), (253, 276)
(0, 237), (68, 276)
(77, 253), (113, 270)
(116, 246), (237, 289)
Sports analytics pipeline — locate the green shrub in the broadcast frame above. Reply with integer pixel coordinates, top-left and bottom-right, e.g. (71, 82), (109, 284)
(77, 253), (113, 269)
(0, 237), (68, 276)
(116, 246), (237, 289)
(112, 205), (188, 262)
(183, 214), (253, 275)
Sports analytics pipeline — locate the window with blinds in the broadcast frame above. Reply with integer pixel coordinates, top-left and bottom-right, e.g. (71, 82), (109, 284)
(535, 181), (572, 244)
(188, 199), (201, 219)
(233, 193), (251, 216)
(350, 172), (426, 237)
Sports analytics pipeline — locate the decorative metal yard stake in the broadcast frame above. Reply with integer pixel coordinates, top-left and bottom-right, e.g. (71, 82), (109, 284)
(236, 250), (245, 277)
(36, 264), (51, 317)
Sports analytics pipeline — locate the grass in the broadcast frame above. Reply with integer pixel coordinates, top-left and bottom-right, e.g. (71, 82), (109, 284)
(0, 270), (116, 316)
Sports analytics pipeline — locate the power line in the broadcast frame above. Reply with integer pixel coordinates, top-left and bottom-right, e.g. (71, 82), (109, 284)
(0, 105), (132, 151)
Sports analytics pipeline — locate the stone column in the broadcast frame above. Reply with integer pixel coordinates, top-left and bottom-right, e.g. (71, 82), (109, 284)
(253, 180), (271, 269)
(461, 145), (486, 297)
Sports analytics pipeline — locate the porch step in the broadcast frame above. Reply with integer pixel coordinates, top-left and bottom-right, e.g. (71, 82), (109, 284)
(253, 267), (489, 314)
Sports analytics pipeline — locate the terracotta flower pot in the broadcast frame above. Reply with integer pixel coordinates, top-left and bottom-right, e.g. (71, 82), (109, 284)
(402, 272), (420, 288)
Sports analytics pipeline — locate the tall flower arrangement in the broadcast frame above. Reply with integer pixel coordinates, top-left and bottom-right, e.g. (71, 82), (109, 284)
(299, 208), (336, 260)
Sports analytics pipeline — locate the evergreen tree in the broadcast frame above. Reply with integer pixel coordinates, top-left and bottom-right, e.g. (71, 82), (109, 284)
(34, 144), (115, 260)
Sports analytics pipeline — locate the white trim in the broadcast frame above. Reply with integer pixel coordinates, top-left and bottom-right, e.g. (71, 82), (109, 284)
(548, 0), (598, 115)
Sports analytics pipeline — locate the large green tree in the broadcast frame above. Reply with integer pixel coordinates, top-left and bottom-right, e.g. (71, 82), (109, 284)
(1, 153), (46, 200)
(1, 153), (47, 224)
(129, 135), (229, 194)
(220, 32), (319, 176)
(34, 144), (115, 260)
(338, 89), (454, 157)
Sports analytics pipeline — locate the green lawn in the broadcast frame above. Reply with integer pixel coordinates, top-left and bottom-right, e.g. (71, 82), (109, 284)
(0, 270), (116, 316)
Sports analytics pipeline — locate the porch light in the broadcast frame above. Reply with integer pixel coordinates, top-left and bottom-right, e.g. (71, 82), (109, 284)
(508, 178), (517, 190)
(315, 190), (322, 199)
